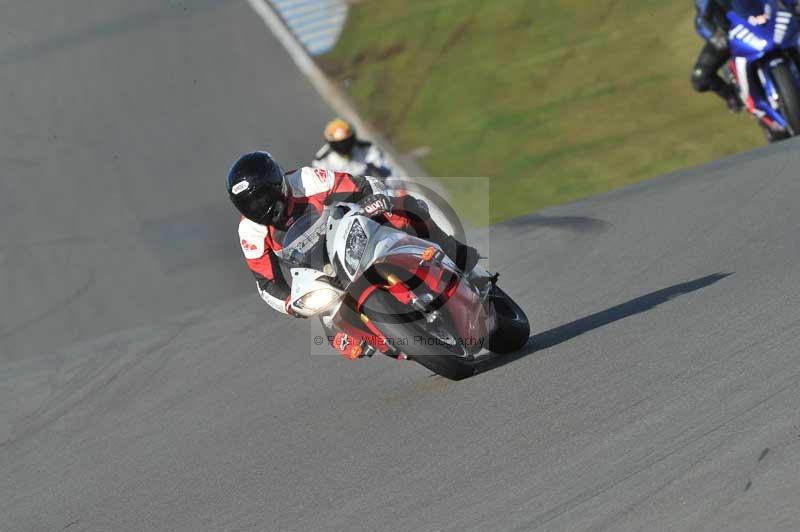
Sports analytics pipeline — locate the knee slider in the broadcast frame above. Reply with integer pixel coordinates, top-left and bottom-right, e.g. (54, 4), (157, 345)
(691, 68), (711, 92)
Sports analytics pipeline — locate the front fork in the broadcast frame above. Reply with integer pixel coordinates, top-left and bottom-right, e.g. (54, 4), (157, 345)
(347, 265), (495, 359)
(729, 52), (800, 132)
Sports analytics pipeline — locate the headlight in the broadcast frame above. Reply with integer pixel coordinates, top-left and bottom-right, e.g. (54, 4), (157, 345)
(295, 288), (341, 313)
(345, 220), (368, 274)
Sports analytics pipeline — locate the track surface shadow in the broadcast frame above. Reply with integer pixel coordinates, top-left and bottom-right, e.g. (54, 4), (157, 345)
(476, 272), (733, 374)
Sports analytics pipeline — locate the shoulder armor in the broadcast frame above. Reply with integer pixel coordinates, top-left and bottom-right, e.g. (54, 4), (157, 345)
(238, 217), (268, 259)
(288, 166), (334, 197)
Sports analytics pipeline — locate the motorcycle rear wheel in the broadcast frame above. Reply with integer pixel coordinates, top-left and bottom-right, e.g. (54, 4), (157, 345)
(485, 285), (530, 354)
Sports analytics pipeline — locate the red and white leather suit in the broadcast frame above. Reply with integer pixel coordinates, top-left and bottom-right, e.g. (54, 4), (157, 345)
(237, 167), (431, 313)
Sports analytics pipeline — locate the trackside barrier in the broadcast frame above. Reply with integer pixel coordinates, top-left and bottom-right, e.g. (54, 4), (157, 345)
(268, 0), (349, 56)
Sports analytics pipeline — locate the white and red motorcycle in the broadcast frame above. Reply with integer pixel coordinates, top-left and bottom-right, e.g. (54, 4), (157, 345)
(277, 202), (529, 380)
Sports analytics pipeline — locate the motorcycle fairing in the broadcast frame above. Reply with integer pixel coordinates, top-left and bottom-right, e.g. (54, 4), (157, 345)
(727, 1), (800, 130)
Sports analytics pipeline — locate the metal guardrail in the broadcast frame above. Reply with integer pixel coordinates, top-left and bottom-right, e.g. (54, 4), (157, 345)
(268, 0), (348, 56)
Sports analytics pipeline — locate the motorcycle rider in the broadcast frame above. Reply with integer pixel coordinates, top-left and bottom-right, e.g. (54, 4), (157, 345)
(312, 118), (393, 177)
(691, 0), (743, 112)
(693, 0), (800, 140)
(226, 151), (478, 358)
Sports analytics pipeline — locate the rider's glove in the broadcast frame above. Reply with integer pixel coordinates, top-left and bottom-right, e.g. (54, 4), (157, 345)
(401, 194), (430, 215)
(709, 31), (728, 52)
(359, 193), (393, 217)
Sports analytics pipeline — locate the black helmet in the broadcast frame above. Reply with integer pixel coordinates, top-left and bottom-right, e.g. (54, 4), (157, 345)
(226, 152), (290, 227)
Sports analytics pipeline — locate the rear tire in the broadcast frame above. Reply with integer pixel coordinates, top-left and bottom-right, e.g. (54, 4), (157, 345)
(364, 289), (476, 381)
(485, 286), (530, 354)
(771, 61), (800, 135)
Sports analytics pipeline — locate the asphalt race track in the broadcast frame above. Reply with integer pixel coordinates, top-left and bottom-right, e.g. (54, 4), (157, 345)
(0, 0), (332, 363)
(2, 2), (800, 532)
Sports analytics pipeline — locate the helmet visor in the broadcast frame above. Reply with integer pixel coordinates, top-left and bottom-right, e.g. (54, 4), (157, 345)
(235, 175), (289, 225)
(238, 194), (285, 225)
(329, 136), (356, 155)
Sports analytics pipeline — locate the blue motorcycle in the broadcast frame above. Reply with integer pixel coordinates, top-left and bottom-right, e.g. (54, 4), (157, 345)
(726, 0), (800, 140)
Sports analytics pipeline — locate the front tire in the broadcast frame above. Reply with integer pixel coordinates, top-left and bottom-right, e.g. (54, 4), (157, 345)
(363, 289), (476, 381)
(771, 61), (800, 135)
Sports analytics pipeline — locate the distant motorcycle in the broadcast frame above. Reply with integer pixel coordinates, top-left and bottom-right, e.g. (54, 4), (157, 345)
(726, 0), (800, 141)
(277, 202), (530, 380)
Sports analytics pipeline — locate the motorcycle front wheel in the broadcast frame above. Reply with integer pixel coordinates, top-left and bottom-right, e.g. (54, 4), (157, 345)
(771, 61), (800, 135)
(363, 289), (477, 381)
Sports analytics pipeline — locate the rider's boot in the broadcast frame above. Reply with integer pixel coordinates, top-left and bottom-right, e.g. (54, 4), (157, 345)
(759, 118), (789, 143)
(715, 83), (744, 113)
(439, 234), (480, 273)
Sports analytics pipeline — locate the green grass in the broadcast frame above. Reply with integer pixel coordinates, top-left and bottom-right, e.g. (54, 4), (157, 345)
(319, 0), (763, 224)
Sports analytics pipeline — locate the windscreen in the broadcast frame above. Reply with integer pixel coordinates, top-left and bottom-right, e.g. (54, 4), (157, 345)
(277, 209), (327, 272)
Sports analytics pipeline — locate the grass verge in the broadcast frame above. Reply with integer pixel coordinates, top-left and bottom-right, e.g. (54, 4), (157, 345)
(319, 0), (763, 224)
